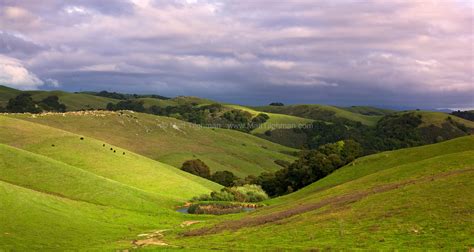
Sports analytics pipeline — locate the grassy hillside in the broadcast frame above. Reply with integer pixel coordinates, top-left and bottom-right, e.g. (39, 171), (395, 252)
(415, 111), (474, 128)
(170, 136), (474, 250)
(342, 106), (395, 116)
(0, 115), (224, 250)
(0, 86), (118, 110)
(255, 104), (382, 126)
(0, 85), (21, 105)
(0, 116), (220, 200)
(226, 104), (313, 134)
(6, 111), (296, 177)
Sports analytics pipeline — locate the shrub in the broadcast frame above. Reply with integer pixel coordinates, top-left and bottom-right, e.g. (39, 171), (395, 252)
(193, 184), (268, 203)
(181, 159), (211, 179)
(38, 96), (66, 112)
(210, 170), (238, 187)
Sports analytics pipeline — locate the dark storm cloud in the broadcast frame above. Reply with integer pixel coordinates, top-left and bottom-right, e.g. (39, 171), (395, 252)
(0, 0), (472, 109)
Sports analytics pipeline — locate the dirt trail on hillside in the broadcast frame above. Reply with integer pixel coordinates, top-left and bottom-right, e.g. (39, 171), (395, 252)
(184, 168), (474, 236)
(131, 230), (169, 247)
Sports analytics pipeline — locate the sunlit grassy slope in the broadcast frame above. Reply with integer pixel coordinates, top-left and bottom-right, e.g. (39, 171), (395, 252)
(255, 104), (382, 126)
(7, 111), (296, 177)
(341, 106), (395, 116)
(0, 115), (220, 200)
(171, 136), (474, 250)
(226, 104), (313, 134)
(414, 110), (474, 128)
(0, 115), (223, 250)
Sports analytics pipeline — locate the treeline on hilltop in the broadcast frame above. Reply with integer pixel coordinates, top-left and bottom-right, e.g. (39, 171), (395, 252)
(0, 93), (66, 113)
(106, 100), (270, 133)
(86, 90), (170, 100)
(451, 110), (474, 121)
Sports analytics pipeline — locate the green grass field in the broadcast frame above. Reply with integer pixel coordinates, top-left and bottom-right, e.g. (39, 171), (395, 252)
(6, 111), (296, 177)
(167, 136), (474, 250)
(225, 104), (313, 134)
(0, 86), (118, 110)
(255, 104), (383, 126)
(414, 110), (474, 128)
(0, 115), (224, 250)
(341, 106), (395, 116)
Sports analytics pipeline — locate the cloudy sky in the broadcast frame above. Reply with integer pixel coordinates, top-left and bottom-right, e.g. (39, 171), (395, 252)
(0, 0), (472, 109)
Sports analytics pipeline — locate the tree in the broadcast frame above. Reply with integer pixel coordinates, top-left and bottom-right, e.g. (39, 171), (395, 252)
(211, 171), (237, 187)
(6, 93), (41, 113)
(269, 102), (284, 106)
(38, 95), (66, 112)
(181, 159), (211, 179)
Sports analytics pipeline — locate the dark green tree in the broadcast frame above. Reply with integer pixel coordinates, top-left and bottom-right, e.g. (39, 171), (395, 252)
(6, 93), (41, 113)
(181, 159), (211, 179)
(210, 171), (238, 187)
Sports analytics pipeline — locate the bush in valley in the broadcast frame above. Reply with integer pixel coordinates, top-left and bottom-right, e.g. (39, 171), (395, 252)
(181, 159), (211, 179)
(6, 93), (41, 113)
(269, 102), (284, 106)
(211, 170), (238, 187)
(193, 184), (269, 202)
(106, 100), (145, 112)
(38, 96), (67, 112)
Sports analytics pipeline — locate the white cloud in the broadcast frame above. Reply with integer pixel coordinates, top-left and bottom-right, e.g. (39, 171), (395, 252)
(0, 55), (43, 89)
(45, 78), (60, 87)
(262, 60), (295, 70)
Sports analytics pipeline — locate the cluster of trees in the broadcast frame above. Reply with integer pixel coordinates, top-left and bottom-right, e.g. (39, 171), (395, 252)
(181, 159), (238, 187)
(0, 93), (66, 113)
(180, 140), (362, 198)
(246, 140), (362, 196)
(302, 112), (425, 154)
(451, 110), (474, 122)
(269, 102), (284, 106)
(93, 90), (170, 100)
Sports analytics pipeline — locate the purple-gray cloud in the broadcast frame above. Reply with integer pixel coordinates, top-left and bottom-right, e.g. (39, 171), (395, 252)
(0, 0), (472, 109)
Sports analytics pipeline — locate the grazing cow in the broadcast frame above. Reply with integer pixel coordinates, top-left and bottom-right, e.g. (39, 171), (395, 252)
(80, 137), (84, 140)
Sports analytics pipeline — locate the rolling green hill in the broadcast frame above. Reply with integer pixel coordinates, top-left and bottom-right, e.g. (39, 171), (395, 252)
(342, 106), (395, 116)
(6, 111), (297, 177)
(255, 104), (382, 126)
(225, 104), (313, 134)
(0, 115), (222, 250)
(0, 85), (118, 110)
(170, 136), (474, 250)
